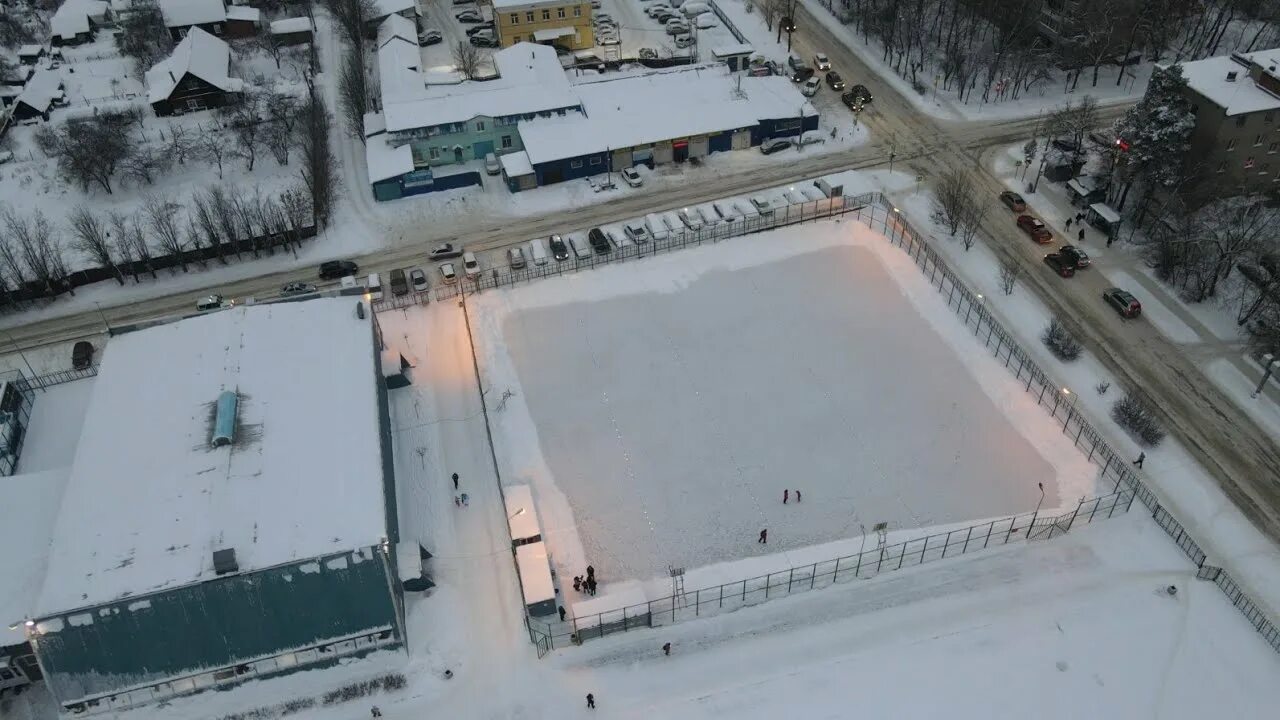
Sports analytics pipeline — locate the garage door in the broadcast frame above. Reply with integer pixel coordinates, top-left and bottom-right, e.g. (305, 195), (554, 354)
(731, 130), (751, 150)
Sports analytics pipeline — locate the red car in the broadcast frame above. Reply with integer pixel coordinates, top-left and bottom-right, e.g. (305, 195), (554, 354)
(1017, 215), (1052, 243)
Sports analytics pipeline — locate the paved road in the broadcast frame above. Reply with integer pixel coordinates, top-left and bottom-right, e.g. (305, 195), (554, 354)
(789, 4), (1280, 548)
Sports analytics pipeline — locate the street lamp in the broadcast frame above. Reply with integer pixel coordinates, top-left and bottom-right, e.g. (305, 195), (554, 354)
(1060, 387), (1076, 430)
(1030, 481), (1046, 536)
(1253, 353), (1279, 398)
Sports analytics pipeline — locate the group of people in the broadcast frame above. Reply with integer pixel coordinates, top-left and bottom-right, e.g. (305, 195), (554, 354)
(782, 489), (802, 504)
(451, 472), (469, 507)
(573, 565), (598, 596)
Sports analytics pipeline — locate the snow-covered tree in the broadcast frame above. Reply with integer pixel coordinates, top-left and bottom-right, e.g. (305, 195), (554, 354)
(1111, 64), (1196, 194)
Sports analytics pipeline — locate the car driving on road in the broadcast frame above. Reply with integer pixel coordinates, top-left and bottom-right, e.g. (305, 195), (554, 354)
(1058, 244), (1090, 268)
(319, 260), (358, 279)
(1103, 288), (1142, 318)
(621, 167), (643, 187)
(760, 138), (792, 155)
(281, 282), (316, 296)
(1017, 214), (1052, 243)
(999, 190), (1026, 212)
(1043, 253), (1076, 278)
(813, 53), (831, 70)
(825, 71), (845, 90)
(430, 243), (463, 260)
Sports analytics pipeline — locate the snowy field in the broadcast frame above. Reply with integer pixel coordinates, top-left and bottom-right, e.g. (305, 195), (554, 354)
(468, 218), (1101, 590)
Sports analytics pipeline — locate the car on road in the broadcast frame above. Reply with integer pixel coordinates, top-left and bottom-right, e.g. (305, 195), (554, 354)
(825, 71), (845, 90)
(430, 243), (463, 260)
(1043, 253), (1076, 278)
(760, 138), (792, 155)
(999, 190), (1027, 212)
(439, 262), (458, 283)
(463, 251), (481, 278)
(456, 9), (483, 22)
(1058, 244), (1090, 268)
(847, 83), (873, 105)
(410, 267), (429, 292)
(419, 29), (443, 45)
(196, 294), (230, 312)
(813, 53), (831, 70)
(621, 167), (643, 187)
(508, 246), (527, 269)
(801, 76), (820, 97)
(281, 281), (316, 296)
(840, 90), (866, 110)
(549, 234), (570, 261)
(1017, 214), (1052, 243)
(1103, 287), (1142, 318)
(72, 340), (94, 370)
(788, 55), (807, 72)
(791, 67), (815, 83)
(588, 227), (612, 254)
(319, 259), (358, 279)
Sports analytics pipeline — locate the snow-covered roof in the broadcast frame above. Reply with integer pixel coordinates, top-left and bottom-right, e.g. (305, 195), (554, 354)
(382, 43), (579, 133)
(145, 27), (242, 104)
(378, 36), (423, 104)
(36, 299), (388, 613)
(710, 42), (753, 57)
(159, 0), (226, 28)
(270, 17), (311, 34)
(15, 69), (63, 114)
(364, 110), (387, 137)
(1174, 49), (1280, 116)
(0, 468), (71, 646)
(1089, 202), (1121, 224)
(50, 0), (102, 40)
(519, 64), (815, 165)
(18, 44), (44, 57)
(500, 150), (534, 177)
(377, 13), (416, 49)
(492, 0), (565, 10)
(514, 542), (555, 604)
(225, 4), (258, 22)
(504, 484), (542, 541)
(532, 26), (575, 41)
(372, 0), (415, 19)
(366, 136), (415, 182)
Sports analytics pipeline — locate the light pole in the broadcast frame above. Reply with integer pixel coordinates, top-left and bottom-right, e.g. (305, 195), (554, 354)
(1030, 482), (1045, 535)
(94, 301), (110, 334)
(1061, 387), (1075, 430)
(1253, 353), (1279, 398)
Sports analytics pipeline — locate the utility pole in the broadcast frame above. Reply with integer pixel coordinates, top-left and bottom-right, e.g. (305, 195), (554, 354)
(1253, 354), (1279, 398)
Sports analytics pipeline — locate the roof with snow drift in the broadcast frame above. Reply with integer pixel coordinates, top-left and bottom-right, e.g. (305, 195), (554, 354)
(15, 69), (63, 114)
(145, 26), (243, 104)
(49, 0), (106, 40)
(36, 298), (388, 613)
(159, 0), (227, 27)
(1174, 48), (1280, 116)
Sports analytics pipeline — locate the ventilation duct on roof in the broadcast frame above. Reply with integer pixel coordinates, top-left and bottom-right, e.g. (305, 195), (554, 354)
(211, 390), (237, 447)
(213, 548), (238, 575)
(1227, 71), (1238, 82)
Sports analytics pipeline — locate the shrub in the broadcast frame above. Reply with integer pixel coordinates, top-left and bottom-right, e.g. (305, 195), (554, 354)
(1111, 391), (1166, 446)
(1041, 318), (1082, 361)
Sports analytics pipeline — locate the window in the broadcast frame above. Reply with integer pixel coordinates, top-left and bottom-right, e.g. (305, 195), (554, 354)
(1216, 161), (1226, 173)
(476, 120), (486, 131)
(558, 8), (566, 18)
(1226, 138), (1236, 151)
(589, 157), (601, 165)
(1256, 134), (1264, 146)
(510, 13), (519, 24)
(574, 6), (581, 16)
(1270, 142), (1279, 153)
(1236, 115), (1247, 128)
(429, 147), (440, 160)
(1261, 163), (1271, 175)
(453, 122), (466, 133)
(501, 135), (513, 148)
(570, 159), (583, 168)
(542, 9), (551, 20)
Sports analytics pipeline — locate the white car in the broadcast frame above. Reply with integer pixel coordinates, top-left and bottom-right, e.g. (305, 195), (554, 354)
(419, 29), (443, 45)
(801, 77), (820, 97)
(677, 207), (703, 231)
(196, 294), (230, 312)
(813, 53), (831, 71)
(621, 167), (643, 187)
(646, 5), (671, 17)
(751, 195), (775, 215)
(694, 13), (717, 29)
(455, 9), (482, 21)
(439, 262), (458, 283)
(463, 251), (481, 278)
(484, 152), (501, 175)
(599, 32), (620, 45)
(410, 267), (429, 292)
(673, 32), (694, 48)
(624, 221), (650, 243)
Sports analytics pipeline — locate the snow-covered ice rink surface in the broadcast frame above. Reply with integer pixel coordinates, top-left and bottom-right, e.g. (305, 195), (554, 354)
(471, 220), (1101, 585)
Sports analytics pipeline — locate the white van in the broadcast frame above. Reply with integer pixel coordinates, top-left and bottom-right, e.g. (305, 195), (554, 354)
(645, 213), (670, 241)
(734, 200), (760, 221)
(530, 237), (549, 265)
(713, 201), (739, 223)
(569, 234), (593, 259)
(367, 273), (383, 300)
(678, 207), (703, 231)
(681, 2), (709, 16)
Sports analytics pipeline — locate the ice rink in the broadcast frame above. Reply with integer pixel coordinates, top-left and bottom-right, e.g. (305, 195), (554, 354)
(471, 221), (1101, 584)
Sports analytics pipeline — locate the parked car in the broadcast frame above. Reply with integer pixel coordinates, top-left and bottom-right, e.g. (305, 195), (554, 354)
(196, 294), (229, 312)
(71, 340), (94, 370)
(1017, 214), (1052, 243)
(463, 251), (481, 277)
(825, 71), (845, 90)
(599, 32), (620, 45)
(1088, 131), (1114, 147)
(848, 84), (873, 104)
(791, 67), (815, 83)
(1103, 287), (1142, 318)
(410, 267), (429, 292)
(800, 76), (820, 97)
(1052, 137), (1082, 153)
(569, 234), (593, 259)
(281, 281), (316, 296)
(588, 227), (612, 254)
(713, 201), (739, 223)
(439, 262), (458, 283)
(419, 29), (443, 45)
(1043, 253), (1076, 278)
(319, 259), (358, 279)
(452, 0), (473, 4)
(484, 152), (501, 175)
(673, 33), (694, 48)
(624, 221), (650, 243)
(549, 234), (570, 261)
(638, 47), (658, 60)
(678, 207), (703, 231)
(367, 273), (383, 300)
(430, 243), (463, 259)
(465, 23), (495, 35)
(666, 20), (689, 35)
(694, 13), (717, 28)
(788, 55), (807, 72)
(509, 246), (527, 269)
(999, 190), (1027, 212)
(646, 5), (671, 17)
(760, 138), (792, 155)
(389, 268), (409, 296)
(470, 34), (499, 47)
(751, 195), (774, 215)
(813, 53), (831, 70)
(455, 9), (483, 22)
(594, 12), (613, 23)
(1058, 244), (1090, 268)
(748, 63), (773, 77)
(621, 167), (643, 187)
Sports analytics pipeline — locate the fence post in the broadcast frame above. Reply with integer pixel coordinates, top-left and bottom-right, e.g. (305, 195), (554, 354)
(719, 583), (724, 608)
(622, 606), (628, 632)
(787, 568), (794, 592)
(834, 555), (842, 582)
(897, 542), (907, 569)
(984, 520), (994, 548)
(810, 562), (817, 589)
(962, 525), (973, 553)
(741, 579), (747, 602)
(695, 589), (700, 616)
(920, 535), (929, 564)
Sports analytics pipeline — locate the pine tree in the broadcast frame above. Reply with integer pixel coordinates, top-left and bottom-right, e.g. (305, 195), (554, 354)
(1111, 65), (1196, 191)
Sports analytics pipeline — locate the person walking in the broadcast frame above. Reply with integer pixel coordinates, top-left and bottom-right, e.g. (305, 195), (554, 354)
(558, 605), (566, 621)
(758, 529), (768, 544)
(452, 473), (459, 490)
(586, 693), (595, 709)
(1134, 452), (1145, 468)
(573, 576), (582, 592)
(1077, 227), (1085, 242)
(586, 565), (595, 581)
(371, 707), (382, 718)
(587, 577), (597, 596)
(1065, 217), (1073, 229)
(662, 642), (671, 656)
(783, 489), (789, 504)
(795, 490), (802, 503)
(454, 495), (460, 507)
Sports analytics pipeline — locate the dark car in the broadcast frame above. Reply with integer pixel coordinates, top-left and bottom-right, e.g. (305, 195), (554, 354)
(825, 71), (845, 90)
(1017, 214), (1052, 243)
(999, 190), (1026, 212)
(470, 34), (499, 47)
(1058, 244), (1090, 268)
(549, 234), (570, 261)
(319, 260), (358, 280)
(72, 340), (94, 370)
(1103, 288), (1142, 318)
(791, 67), (814, 83)
(1052, 137), (1081, 153)
(760, 138), (792, 155)
(588, 228), (611, 255)
(465, 23), (494, 36)
(389, 268), (409, 296)
(1043, 253), (1076, 278)
(847, 84), (873, 104)
(455, 10), (484, 22)
(429, 243), (463, 260)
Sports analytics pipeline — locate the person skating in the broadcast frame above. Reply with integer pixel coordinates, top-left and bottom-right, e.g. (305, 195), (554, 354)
(783, 489), (789, 504)
(758, 529), (768, 544)
(662, 642), (671, 656)
(586, 693), (595, 709)
(452, 472), (459, 490)
(1134, 452), (1145, 468)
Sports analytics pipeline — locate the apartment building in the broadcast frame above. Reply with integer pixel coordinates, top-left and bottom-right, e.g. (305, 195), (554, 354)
(493, 0), (593, 51)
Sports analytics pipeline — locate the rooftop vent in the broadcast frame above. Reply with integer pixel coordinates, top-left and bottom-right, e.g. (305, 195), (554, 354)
(211, 390), (237, 447)
(1227, 71), (1239, 82)
(213, 548), (238, 575)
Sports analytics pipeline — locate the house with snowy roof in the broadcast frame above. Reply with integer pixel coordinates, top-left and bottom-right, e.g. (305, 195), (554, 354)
(365, 0), (418, 36)
(11, 68), (66, 122)
(49, 0), (110, 46)
(23, 298), (405, 715)
(158, 0), (260, 42)
(145, 26), (243, 115)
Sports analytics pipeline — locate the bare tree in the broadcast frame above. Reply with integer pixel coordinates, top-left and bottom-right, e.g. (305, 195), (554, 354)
(299, 87), (339, 227)
(279, 185), (311, 253)
(166, 124), (196, 165)
(931, 169), (972, 235)
(191, 189), (228, 264)
(999, 257), (1021, 295)
(337, 48), (371, 139)
(121, 144), (170, 186)
(115, 0), (171, 74)
(323, 0), (377, 50)
(0, 218), (30, 300)
(35, 114), (135, 194)
(256, 26), (286, 69)
(144, 194), (189, 272)
(68, 206), (124, 285)
(4, 208), (69, 296)
(264, 87), (302, 134)
(958, 198), (988, 251)
(221, 92), (266, 171)
(123, 211), (157, 280)
(210, 186), (244, 259)
(452, 41), (484, 81)
(108, 211), (141, 283)
(758, 0), (786, 31)
(198, 132), (229, 178)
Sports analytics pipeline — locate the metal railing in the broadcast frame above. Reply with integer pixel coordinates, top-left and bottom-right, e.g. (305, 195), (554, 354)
(370, 291), (431, 314)
(12, 364), (99, 393)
